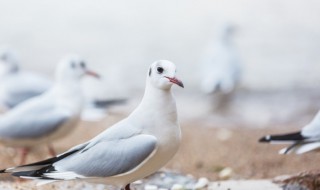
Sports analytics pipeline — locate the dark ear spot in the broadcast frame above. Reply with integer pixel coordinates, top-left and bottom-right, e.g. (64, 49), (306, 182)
(149, 68), (152, 76)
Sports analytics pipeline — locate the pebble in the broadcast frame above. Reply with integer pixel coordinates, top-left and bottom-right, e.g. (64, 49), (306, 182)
(194, 177), (209, 189)
(216, 128), (233, 141)
(145, 185), (158, 190)
(219, 167), (234, 180)
(135, 170), (197, 189)
(171, 184), (184, 190)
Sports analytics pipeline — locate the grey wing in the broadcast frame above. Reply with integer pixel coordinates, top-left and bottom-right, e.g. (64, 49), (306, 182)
(50, 134), (157, 178)
(0, 107), (70, 139)
(3, 73), (52, 108)
(4, 90), (44, 108)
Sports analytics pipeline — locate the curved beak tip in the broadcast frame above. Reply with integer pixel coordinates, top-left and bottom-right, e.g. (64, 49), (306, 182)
(176, 80), (184, 88)
(85, 70), (100, 79)
(165, 77), (184, 88)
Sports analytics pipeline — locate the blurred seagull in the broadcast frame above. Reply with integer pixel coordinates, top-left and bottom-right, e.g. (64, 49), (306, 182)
(0, 47), (126, 120)
(201, 23), (241, 95)
(259, 111), (320, 154)
(0, 47), (52, 109)
(0, 60), (184, 190)
(0, 55), (99, 165)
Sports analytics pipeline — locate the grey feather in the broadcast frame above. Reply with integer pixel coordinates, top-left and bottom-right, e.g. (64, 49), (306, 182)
(4, 91), (46, 108)
(0, 71), (52, 108)
(0, 101), (70, 139)
(53, 134), (157, 177)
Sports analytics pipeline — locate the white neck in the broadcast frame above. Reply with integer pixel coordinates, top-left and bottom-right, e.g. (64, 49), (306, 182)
(52, 80), (84, 114)
(131, 80), (177, 123)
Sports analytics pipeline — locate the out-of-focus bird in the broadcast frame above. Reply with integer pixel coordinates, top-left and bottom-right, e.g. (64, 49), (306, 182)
(0, 47), (126, 120)
(259, 111), (320, 154)
(0, 47), (52, 109)
(0, 60), (184, 190)
(200, 23), (241, 111)
(0, 55), (99, 165)
(201, 23), (241, 95)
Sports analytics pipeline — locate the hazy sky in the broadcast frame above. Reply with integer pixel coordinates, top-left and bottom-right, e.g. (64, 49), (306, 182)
(0, 0), (319, 92)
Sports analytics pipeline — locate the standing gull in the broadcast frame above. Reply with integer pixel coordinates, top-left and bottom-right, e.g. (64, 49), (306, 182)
(0, 47), (124, 119)
(201, 23), (241, 95)
(200, 23), (241, 111)
(0, 47), (52, 109)
(259, 110), (320, 154)
(1, 60), (184, 190)
(0, 55), (99, 164)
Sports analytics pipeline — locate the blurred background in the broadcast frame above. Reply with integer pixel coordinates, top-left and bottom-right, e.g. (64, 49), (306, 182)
(0, 0), (320, 182)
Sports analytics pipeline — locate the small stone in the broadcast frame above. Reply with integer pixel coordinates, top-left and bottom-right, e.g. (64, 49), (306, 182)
(133, 180), (143, 185)
(171, 184), (184, 190)
(160, 173), (166, 178)
(219, 167), (233, 180)
(216, 128), (232, 141)
(145, 184), (158, 190)
(194, 177), (209, 189)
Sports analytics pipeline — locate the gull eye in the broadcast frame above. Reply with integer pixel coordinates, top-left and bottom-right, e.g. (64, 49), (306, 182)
(157, 67), (164, 74)
(80, 61), (86, 69)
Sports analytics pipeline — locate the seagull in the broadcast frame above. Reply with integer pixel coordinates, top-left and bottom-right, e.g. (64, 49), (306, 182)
(0, 60), (184, 190)
(0, 47), (53, 109)
(259, 111), (320, 154)
(201, 23), (241, 95)
(0, 55), (99, 165)
(0, 47), (127, 121)
(0, 47), (125, 120)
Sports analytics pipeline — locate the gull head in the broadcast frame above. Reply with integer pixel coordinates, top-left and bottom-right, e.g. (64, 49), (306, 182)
(147, 60), (184, 90)
(0, 47), (19, 74)
(56, 55), (100, 82)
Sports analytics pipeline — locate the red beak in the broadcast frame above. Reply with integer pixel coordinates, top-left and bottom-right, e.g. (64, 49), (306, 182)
(165, 76), (184, 88)
(85, 70), (100, 79)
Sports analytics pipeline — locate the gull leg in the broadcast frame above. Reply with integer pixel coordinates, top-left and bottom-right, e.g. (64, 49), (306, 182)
(125, 184), (131, 190)
(47, 143), (56, 157)
(121, 184), (131, 190)
(19, 148), (29, 165)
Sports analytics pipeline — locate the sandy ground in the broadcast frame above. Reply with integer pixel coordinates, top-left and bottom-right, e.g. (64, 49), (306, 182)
(0, 180), (282, 190)
(1, 117), (317, 181)
(0, 89), (318, 189)
(0, 109), (317, 189)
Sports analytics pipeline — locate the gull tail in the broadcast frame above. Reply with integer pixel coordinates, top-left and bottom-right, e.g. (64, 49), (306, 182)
(259, 131), (305, 143)
(0, 142), (88, 182)
(1, 148), (79, 173)
(279, 142), (320, 154)
(93, 98), (127, 109)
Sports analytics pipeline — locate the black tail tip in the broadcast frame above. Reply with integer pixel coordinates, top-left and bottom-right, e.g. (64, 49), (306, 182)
(0, 169), (6, 173)
(11, 171), (30, 177)
(259, 135), (271, 143)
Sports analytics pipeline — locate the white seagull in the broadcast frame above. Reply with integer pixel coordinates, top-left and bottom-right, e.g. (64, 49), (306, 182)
(0, 47), (125, 120)
(0, 60), (184, 190)
(0, 47), (53, 109)
(0, 55), (99, 165)
(259, 110), (320, 154)
(201, 23), (241, 95)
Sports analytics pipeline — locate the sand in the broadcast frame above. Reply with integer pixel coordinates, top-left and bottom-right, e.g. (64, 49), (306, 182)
(0, 111), (315, 189)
